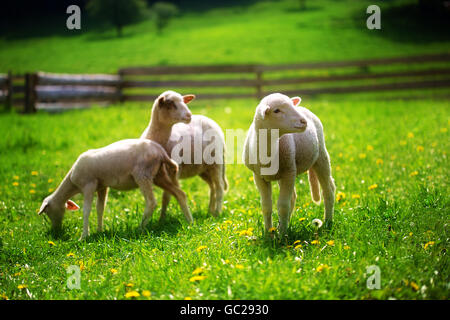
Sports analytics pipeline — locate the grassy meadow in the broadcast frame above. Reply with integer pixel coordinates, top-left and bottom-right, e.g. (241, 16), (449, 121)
(0, 0), (449, 300)
(0, 97), (448, 300)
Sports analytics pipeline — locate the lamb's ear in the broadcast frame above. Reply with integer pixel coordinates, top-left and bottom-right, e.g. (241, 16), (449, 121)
(157, 96), (165, 107)
(291, 96), (301, 107)
(259, 104), (271, 120)
(65, 200), (80, 211)
(38, 200), (48, 215)
(183, 94), (195, 104)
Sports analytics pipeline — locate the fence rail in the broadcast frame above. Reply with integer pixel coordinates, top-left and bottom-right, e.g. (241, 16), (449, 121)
(2, 53), (450, 113)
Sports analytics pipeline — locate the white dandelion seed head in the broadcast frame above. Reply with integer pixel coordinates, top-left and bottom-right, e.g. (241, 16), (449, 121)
(311, 218), (323, 229)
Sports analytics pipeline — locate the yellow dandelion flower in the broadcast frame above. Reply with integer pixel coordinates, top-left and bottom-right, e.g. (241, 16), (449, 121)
(196, 246), (207, 252)
(294, 244), (303, 249)
(352, 194), (360, 199)
(311, 240), (320, 245)
(13, 175), (19, 180)
(124, 291), (140, 298)
(410, 282), (419, 291)
(31, 171), (38, 176)
(367, 145), (374, 151)
(30, 183), (36, 188)
(336, 191), (346, 202)
(409, 171), (419, 177)
(235, 264), (244, 270)
(359, 153), (366, 159)
(192, 267), (204, 275)
(48, 241), (56, 246)
(316, 264), (329, 272)
(29, 189), (35, 194)
(184, 297), (192, 300)
(344, 245), (350, 250)
(416, 146), (424, 152)
(189, 275), (207, 282)
(12, 182), (19, 187)
(268, 227), (277, 233)
(400, 140), (407, 146)
(48, 178), (53, 183)
(110, 268), (118, 274)
(440, 127), (447, 133)
(48, 188), (54, 193)
(17, 284), (27, 289)
(335, 165), (341, 172)
(293, 240), (301, 245)
(299, 217), (306, 222)
(14, 272), (21, 277)
(409, 232), (413, 237)
(407, 132), (414, 138)
(224, 220), (233, 225)
(424, 241), (435, 250)
(1, 293), (8, 300)
(368, 184), (378, 190)
(66, 252), (75, 257)
(338, 152), (343, 157)
(376, 159), (383, 165)
(142, 290), (151, 297)
(326, 240), (335, 246)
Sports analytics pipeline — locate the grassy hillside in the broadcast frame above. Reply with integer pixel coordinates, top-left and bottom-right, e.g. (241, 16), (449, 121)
(1, 0), (449, 73)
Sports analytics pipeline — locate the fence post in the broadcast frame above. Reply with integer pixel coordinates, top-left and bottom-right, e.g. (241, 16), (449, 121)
(117, 70), (124, 103)
(5, 71), (12, 111)
(255, 67), (263, 100)
(24, 73), (37, 113)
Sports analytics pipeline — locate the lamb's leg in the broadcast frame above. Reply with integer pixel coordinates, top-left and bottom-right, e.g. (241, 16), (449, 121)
(200, 172), (216, 215)
(313, 153), (336, 223)
(290, 188), (297, 222)
(254, 173), (273, 233)
(96, 187), (108, 232)
(168, 186), (193, 223)
(209, 165), (225, 217)
(159, 191), (171, 222)
(277, 176), (295, 235)
(137, 179), (157, 231)
(80, 182), (97, 240)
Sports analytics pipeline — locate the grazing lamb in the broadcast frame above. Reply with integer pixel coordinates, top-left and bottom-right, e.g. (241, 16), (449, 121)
(141, 90), (228, 218)
(38, 139), (192, 240)
(243, 93), (335, 235)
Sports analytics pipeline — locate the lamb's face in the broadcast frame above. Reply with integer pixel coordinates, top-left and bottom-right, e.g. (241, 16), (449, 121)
(38, 197), (79, 230)
(257, 93), (307, 135)
(155, 91), (194, 126)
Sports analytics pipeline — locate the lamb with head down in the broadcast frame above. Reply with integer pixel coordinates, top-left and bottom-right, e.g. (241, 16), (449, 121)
(38, 139), (192, 240)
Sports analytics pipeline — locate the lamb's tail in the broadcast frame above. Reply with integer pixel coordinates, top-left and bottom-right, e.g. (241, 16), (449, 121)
(162, 154), (179, 184)
(308, 169), (321, 204)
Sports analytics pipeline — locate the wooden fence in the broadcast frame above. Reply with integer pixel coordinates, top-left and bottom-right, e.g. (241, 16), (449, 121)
(2, 53), (450, 113)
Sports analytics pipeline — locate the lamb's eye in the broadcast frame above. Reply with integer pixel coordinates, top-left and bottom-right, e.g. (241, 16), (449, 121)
(273, 109), (281, 113)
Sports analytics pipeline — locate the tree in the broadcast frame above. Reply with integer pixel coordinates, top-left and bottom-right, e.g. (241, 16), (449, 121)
(152, 2), (179, 34)
(87, 0), (147, 37)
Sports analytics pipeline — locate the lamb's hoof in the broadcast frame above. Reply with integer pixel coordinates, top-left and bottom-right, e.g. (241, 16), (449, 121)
(323, 219), (333, 229)
(78, 234), (89, 241)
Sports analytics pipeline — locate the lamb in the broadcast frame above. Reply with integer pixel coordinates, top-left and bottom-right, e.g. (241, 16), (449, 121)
(243, 93), (335, 235)
(38, 139), (193, 240)
(141, 90), (228, 218)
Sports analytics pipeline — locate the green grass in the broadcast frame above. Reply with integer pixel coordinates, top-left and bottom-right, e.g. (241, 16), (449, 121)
(0, 96), (448, 300)
(0, 0), (449, 73)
